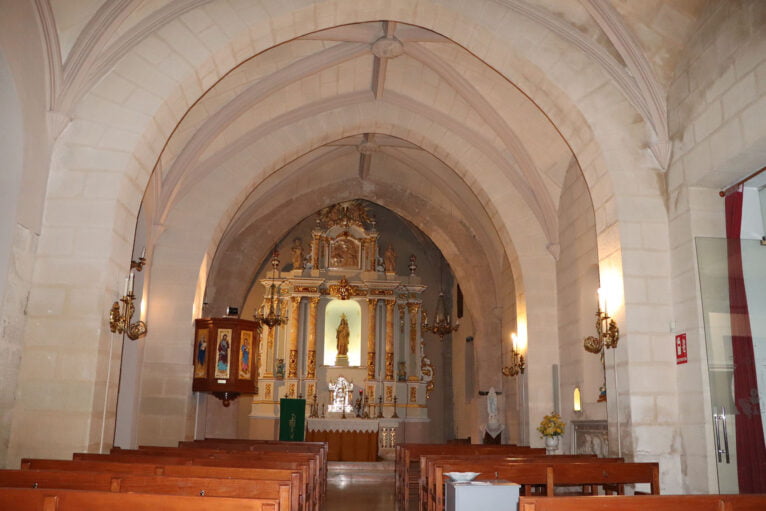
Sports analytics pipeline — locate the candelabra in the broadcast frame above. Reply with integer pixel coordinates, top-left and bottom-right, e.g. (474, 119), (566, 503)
(583, 289), (620, 354)
(583, 288), (619, 402)
(502, 333), (525, 377)
(109, 272), (147, 340)
(254, 249), (287, 328)
(421, 293), (459, 339)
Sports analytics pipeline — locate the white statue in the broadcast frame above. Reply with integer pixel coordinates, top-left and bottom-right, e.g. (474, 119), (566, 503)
(484, 386), (504, 439)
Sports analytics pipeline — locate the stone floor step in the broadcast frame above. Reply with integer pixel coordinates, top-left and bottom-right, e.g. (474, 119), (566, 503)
(328, 461), (395, 472)
(327, 461), (396, 484)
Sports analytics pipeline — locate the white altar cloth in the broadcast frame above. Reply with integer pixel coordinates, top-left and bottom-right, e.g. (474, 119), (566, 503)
(306, 417), (380, 433)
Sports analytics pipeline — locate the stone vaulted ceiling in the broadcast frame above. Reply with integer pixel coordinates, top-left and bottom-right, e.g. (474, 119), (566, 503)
(33, 0), (716, 310)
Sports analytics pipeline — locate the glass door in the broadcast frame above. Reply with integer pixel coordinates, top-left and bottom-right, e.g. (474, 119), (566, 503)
(696, 237), (766, 493)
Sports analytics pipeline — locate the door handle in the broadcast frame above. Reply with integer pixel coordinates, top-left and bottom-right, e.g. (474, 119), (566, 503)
(713, 408), (722, 463)
(721, 406), (731, 464)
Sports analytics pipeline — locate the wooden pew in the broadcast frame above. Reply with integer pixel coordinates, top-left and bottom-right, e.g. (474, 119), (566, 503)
(0, 468), (292, 509)
(419, 454), (621, 509)
(395, 443), (545, 509)
(519, 494), (766, 511)
(100, 447), (319, 511)
(428, 461), (659, 511)
(178, 439), (328, 499)
(0, 487), (280, 511)
(20, 459), (303, 511)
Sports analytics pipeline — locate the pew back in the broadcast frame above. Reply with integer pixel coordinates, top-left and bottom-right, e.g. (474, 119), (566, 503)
(519, 494), (766, 511)
(0, 487), (279, 511)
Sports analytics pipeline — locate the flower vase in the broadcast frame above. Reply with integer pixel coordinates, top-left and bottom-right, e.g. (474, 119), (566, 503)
(544, 435), (560, 454)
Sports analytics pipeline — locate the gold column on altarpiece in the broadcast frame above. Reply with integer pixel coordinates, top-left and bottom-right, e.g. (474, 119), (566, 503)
(306, 296), (320, 378)
(367, 298), (378, 379)
(287, 296), (301, 378)
(385, 300), (395, 380)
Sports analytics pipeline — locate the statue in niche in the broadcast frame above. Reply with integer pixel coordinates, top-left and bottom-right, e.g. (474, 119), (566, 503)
(291, 238), (304, 270)
(336, 314), (350, 356)
(331, 238), (358, 268)
(384, 245), (396, 273)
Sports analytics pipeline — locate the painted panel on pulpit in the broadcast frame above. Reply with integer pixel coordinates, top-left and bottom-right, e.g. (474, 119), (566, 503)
(239, 330), (253, 379)
(194, 328), (209, 378)
(215, 329), (232, 379)
(324, 299), (362, 366)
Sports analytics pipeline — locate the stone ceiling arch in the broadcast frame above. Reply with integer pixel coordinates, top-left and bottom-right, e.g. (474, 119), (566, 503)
(204, 146), (509, 317)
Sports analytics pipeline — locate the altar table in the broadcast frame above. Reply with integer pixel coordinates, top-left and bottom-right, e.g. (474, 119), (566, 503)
(306, 418), (379, 461)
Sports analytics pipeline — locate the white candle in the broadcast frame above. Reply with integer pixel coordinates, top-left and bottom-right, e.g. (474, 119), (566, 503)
(128, 272), (135, 294)
(124, 277), (129, 295)
(140, 247), (146, 259)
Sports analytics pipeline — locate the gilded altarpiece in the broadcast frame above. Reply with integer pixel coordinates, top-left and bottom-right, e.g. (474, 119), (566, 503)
(250, 201), (430, 446)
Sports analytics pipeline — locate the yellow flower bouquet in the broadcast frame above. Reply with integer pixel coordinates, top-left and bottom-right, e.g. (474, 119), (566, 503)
(537, 412), (565, 437)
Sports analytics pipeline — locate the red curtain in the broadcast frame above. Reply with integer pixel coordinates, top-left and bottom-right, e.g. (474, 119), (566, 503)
(724, 186), (766, 493)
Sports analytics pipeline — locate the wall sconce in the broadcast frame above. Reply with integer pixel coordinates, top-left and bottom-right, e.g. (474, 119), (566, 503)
(502, 332), (525, 377)
(109, 272), (147, 340)
(583, 288), (620, 354)
(573, 386), (582, 412)
(130, 247), (147, 271)
(583, 288), (619, 401)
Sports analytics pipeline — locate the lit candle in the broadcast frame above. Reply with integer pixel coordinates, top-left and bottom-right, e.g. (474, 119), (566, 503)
(597, 288), (605, 314)
(128, 272), (135, 294)
(511, 332), (518, 352)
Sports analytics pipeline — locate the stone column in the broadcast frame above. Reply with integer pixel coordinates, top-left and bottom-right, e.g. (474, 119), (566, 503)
(311, 227), (321, 269)
(367, 299), (378, 379)
(407, 303), (420, 353)
(287, 296), (301, 378)
(385, 300), (395, 380)
(264, 325), (275, 377)
(306, 297), (320, 378)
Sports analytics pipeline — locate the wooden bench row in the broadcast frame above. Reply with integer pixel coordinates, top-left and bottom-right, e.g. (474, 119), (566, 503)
(395, 443), (545, 508)
(519, 494), (766, 511)
(423, 459), (658, 511)
(7, 439), (327, 511)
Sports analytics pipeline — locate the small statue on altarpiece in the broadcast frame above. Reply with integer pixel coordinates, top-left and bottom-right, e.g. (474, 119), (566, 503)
(384, 245), (397, 273)
(291, 238), (304, 270)
(336, 314), (350, 356)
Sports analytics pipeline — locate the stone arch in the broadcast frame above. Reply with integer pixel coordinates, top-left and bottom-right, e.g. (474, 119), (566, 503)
(12, 0), (666, 465)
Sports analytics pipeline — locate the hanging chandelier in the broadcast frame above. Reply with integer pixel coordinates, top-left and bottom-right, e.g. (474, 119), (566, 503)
(253, 249), (287, 328)
(421, 256), (459, 339)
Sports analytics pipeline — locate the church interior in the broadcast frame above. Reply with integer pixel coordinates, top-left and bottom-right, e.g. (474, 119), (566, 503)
(1, 0), (765, 505)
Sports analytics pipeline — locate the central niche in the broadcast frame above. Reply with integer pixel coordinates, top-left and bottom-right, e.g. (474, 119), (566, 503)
(324, 299), (362, 366)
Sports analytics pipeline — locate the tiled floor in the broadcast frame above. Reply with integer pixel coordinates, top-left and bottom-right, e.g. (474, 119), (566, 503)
(325, 477), (396, 510)
(325, 461), (398, 511)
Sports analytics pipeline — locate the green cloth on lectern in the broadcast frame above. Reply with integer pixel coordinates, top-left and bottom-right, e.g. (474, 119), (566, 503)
(279, 398), (306, 441)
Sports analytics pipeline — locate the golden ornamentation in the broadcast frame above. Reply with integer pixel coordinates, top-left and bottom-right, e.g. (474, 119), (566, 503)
(109, 294), (147, 340)
(329, 277), (353, 300)
(410, 386), (417, 403)
(308, 383), (315, 397)
(385, 352), (394, 380)
(366, 351), (376, 379)
(264, 383), (272, 398)
(288, 349), (298, 378)
(385, 385), (393, 402)
(420, 340), (435, 399)
(307, 350), (316, 378)
(294, 286), (319, 293)
(289, 383), (296, 398)
(370, 289), (394, 296)
(318, 201), (373, 228)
